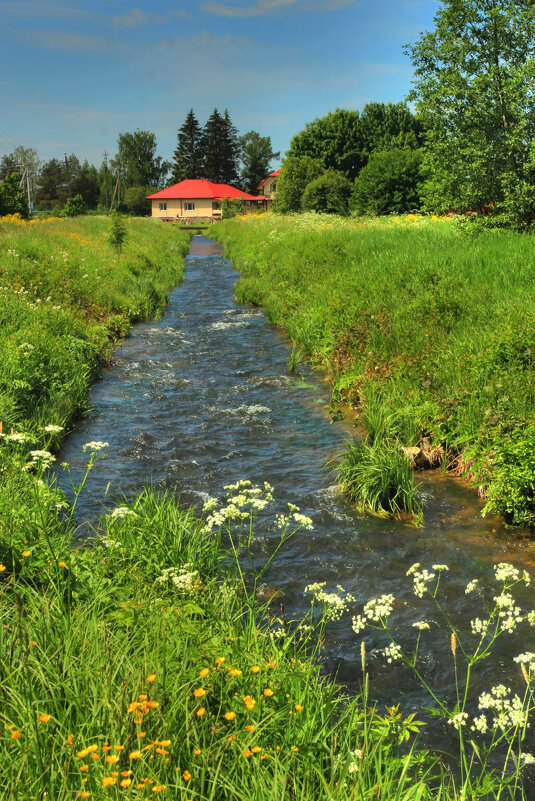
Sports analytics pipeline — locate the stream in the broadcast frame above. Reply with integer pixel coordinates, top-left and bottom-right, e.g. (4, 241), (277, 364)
(58, 236), (535, 760)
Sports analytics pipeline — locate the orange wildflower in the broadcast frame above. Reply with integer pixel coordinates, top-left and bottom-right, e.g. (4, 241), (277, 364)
(243, 749), (252, 758)
(102, 777), (116, 787)
(139, 694), (147, 701)
(90, 753), (100, 761)
(80, 793), (91, 799)
(194, 748), (201, 756)
(263, 688), (274, 697)
(105, 755), (119, 764)
(199, 668), (209, 677)
(38, 714), (52, 723)
(193, 688), (206, 698)
(0, 565), (6, 572)
(120, 779), (132, 788)
(21, 550), (31, 557)
(227, 734), (236, 742)
(251, 746), (262, 754)
(113, 745), (124, 751)
(129, 750), (142, 759)
(59, 561), (67, 568)
(155, 747), (169, 755)
(245, 725), (255, 732)
(243, 696), (255, 710)
(64, 733), (74, 745)
(295, 704), (303, 711)
(196, 707), (205, 717)
(154, 786), (167, 792)
(101, 745), (112, 752)
(121, 770), (133, 777)
(215, 656), (225, 664)
(251, 665), (260, 673)
(183, 771), (191, 781)
(155, 739), (171, 747)
(228, 668), (242, 677)
(147, 674), (156, 683)
(80, 765), (89, 772)
(224, 711), (236, 721)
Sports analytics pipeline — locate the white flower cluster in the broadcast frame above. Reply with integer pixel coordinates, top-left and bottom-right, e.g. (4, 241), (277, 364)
(83, 441), (109, 452)
(406, 562), (445, 597)
(23, 449), (56, 471)
(201, 481), (275, 533)
(101, 537), (121, 550)
(383, 643), (403, 664)
(494, 592), (524, 633)
(494, 562), (530, 586)
(521, 753), (535, 765)
(7, 432), (32, 444)
(109, 506), (136, 520)
(465, 579), (479, 594)
(44, 424), (64, 434)
(448, 712), (468, 730)
(477, 685), (527, 731)
(412, 621), (430, 631)
(156, 565), (199, 592)
(514, 652), (535, 673)
(348, 748), (363, 774)
(352, 593), (395, 633)
(304, 582), (355, 621)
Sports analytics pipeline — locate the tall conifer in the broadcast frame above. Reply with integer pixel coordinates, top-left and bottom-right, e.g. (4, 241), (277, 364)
(220, 109), (241, 186)
(172, 109), (204, 183)
(202, 108), (225, 182)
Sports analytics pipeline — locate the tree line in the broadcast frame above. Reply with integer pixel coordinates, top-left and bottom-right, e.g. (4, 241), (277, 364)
(272, 0), (535, 228)
(0, 107), (279, 218)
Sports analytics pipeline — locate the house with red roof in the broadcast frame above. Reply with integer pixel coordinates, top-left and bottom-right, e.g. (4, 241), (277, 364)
(257, 169), (280, 209)
(146, 179), (266, 221)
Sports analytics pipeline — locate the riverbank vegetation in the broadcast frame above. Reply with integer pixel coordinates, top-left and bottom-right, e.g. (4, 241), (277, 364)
(210, 213), (535, 527)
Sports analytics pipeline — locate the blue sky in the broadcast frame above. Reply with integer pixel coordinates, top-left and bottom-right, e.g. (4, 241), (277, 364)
(0, 0), (438, 170)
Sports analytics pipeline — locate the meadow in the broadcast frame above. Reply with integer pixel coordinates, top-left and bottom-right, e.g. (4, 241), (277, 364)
(2, 213), (535, 799)
(210, 213), (535, 526)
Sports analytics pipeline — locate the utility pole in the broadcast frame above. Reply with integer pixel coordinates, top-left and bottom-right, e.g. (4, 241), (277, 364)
(103, 150), (109, 214)
(18, 163), (32, 213)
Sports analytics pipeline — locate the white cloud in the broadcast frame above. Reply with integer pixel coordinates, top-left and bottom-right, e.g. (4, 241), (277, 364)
(112, 7), (194, 28)
(201, 0), (356, 16)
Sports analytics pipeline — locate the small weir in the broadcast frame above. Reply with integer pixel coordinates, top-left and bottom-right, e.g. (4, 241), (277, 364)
(58, 236), (535, 756)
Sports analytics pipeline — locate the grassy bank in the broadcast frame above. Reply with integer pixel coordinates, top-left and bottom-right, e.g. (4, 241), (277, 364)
(210, 213), (535, 526)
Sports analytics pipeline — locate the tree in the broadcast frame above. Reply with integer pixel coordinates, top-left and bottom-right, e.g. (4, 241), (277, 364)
(286, 105), (424, 182)
(123, 186), (156, 216)
(287, 109), (363, 180)
(36, 158), (67, 206)
(71, 160), (100, 208)
(240, 131), (279, 195)
(63, 193), (87, 217)
(219, 109), (241, 185)
(0, 153), (21, 181)
(0, 173), (29, 218)
(405, 0), (535, 224)
(272, 155), (324, 213)
(172, 109), (204, 183)
(202, 109), (224, 183)
(352, 149), (424, 216)
(111, 130), (169, 188)
(302, 171), (352, 215)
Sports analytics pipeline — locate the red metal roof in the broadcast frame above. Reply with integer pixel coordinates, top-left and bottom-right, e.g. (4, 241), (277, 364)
(147, 179), (257, 201)
(257, 169), (280, 190)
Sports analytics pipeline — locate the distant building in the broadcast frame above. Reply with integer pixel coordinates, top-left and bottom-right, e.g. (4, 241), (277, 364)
(257, 169), (280, 210)
(147, 179), (265, 221)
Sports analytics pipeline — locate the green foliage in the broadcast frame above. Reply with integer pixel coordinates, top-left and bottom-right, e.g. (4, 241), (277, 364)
(108, 212), (128, 255)
(221, 197), (243, 219)
(336, 436), (422, 517)
(111, 130), (169, 188)
(0, 173), (29, 218)
(63, 193), (86, 217)
(272, 156), (324, 213)
(202, 108), (241, 185)
(301, 170), (352, 216)
(240, 130), (279, 195)
(123, 185), (156, 216)
(352, 148), (424, 215)
(287, 104), (424, 181)
(406, 0), (535, 226)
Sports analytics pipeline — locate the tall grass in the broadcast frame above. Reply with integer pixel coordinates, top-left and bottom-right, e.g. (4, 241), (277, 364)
(210, 213), (535, 526)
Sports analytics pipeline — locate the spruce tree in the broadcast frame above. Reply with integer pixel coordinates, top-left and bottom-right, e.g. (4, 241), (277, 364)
(202, 108), (224, 183)
(220, 109), (241, 186)
(172, 109), (204, 183)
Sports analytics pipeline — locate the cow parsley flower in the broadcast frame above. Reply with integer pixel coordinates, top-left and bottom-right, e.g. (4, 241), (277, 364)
(383, 643), (402, 663)
(448, 712), (468, 730)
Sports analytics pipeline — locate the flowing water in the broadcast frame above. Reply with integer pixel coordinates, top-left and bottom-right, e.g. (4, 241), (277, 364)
(58, 236), (535, 758)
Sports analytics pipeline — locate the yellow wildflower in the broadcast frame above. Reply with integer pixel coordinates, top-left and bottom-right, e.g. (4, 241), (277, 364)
(295, 704), (303, 711)
(0, 565), (6, 572)
(147, 674), (156, 683)
(196, 707), (205, 717)
(244, 696), (256, 710)
(251, 746), (262, 754)
(183, 771), (191, 781)
(245, 725), (255, 732)
(194, 748), (201, 755)
(194, 687), (206, 698)
(251, 665), (260, 673)
(102, 777), (116, 787)
(80, 765), (89, 772)
(263, 688), (274, 697)
(224, 711), (236, 721)
(129, 750), (142, 759)
(228, 668), (242, 677)
(120, 779), (132, 788)
(105, 755), (119, 764)
(199, 668), (209, 677)
(243, 749), (252, 758)
(215, 656), (225, 664)
(21, 550), (31, 557)
(39, 714), (52, 723)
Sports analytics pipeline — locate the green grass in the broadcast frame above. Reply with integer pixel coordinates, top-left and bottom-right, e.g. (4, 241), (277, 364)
(210, 212), (535, 526)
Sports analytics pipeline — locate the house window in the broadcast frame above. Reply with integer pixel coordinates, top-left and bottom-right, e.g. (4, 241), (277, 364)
(159, 202), (167, 211)
(185, 202), (195, 211)
(271, 182), (277, 193)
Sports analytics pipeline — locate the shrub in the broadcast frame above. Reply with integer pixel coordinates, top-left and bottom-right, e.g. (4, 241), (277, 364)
(108, 211), (128, 256)
(0, 173), (29, 219)
(302, 171), (352, 215)
(352, 148), (424, 215)
(272, 155), (324, 213)
(63, 194), (87, 217)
